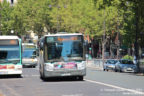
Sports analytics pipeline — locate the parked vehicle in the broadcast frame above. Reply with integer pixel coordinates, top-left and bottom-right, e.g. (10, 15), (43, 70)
(103, 59), (118, 71)
(115, 59), (137, 73)
(22, 43), (38, 68)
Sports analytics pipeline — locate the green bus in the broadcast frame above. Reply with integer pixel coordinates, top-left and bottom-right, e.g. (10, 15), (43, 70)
(39, 33), (86, 81)
(0, 36), (22, 77)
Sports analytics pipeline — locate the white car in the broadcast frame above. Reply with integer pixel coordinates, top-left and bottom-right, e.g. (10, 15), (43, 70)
(103, 59), (118, 71)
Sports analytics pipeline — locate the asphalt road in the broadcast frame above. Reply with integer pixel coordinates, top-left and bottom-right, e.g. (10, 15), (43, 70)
(0, 67), (144, 96)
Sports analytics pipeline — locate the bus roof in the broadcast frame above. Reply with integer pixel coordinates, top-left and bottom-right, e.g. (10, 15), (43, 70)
(44, 33), (83, 37)
(0, 36), (19, 40)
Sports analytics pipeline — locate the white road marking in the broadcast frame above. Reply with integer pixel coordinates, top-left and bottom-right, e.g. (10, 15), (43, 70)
(62, 94), (83, 96)
(22, 74), (39, 77)
(85, 79), (144, 95)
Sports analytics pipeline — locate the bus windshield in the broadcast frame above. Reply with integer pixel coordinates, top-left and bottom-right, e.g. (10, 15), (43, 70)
(45, 35), (83, 62)
(0, 46), (20, 64)
(22, 50), (36, 58)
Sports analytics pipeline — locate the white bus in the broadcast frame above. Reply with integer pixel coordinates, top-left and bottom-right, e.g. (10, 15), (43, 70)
(39, 33), (86, 80)
(22, 43), (38, 68)
(0, 36), (22, 77)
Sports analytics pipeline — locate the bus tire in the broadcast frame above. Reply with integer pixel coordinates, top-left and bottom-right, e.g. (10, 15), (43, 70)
(16, 74), (22, 78)
(40, 71), (47, 81)
(114, 69), (117, 72)
(40, 74), (44, 80)
(40, 71), (44, 80)
(78, 76), (83, 81)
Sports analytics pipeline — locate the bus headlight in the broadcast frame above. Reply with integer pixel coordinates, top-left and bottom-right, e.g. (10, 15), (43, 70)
(77, 61), (86, 70)
(32, 58), (38, 62)
(15, 65), (22, 70)
(45, 64), (54, 71)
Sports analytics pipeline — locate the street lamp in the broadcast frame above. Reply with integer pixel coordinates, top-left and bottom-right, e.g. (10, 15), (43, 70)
(11, 30), (14, 35)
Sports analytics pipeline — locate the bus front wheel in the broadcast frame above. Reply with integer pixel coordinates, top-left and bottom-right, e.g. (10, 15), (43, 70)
(78, 76), (83, 81)
(40, 71), (47, 81)
(74, 76), (83, 81)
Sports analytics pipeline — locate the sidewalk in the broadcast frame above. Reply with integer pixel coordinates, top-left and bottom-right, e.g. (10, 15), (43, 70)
(86, 59), (104, 70)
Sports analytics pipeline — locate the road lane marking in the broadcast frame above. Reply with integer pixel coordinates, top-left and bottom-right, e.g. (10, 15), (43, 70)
(62, 94), (83, 96)
(22, 74), (39, 77)
(85, 79), (144, 95)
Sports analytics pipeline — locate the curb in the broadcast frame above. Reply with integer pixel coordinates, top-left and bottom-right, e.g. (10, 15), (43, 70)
(87, 66), (103, 71)
(135, 73), (144, 76)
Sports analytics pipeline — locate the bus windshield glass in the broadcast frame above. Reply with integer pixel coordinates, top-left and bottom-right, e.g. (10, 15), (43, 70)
(45, 35), (83, 61)
(22, 50), (36, 58)
(0, 46), (20, 64)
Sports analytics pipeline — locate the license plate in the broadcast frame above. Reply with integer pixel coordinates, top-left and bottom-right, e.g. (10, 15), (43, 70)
(127, 68), (132, 70)
(61, 73), (71, 76)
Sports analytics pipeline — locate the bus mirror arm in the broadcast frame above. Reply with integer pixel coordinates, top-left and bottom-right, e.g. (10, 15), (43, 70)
(40, 43), (43, 50)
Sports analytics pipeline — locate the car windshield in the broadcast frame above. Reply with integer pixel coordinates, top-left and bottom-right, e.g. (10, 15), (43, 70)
(22, 50), (36, 58)
(45, 35), (84, 62)
(107, 60), (117, 64)
(120, 60), (134, 64)
(0, 46), (20, 64)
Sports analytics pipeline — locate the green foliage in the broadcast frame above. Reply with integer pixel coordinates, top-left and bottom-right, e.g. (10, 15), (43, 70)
(0, 0), (13, 35)
(0, 0), (52, 35)
(0, 0), (144, 50)
(122, 55), (133, 60)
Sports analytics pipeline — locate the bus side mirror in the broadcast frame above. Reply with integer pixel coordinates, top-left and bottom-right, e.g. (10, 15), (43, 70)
(36, 48), (39, 56)
(40, 42), (43, 50)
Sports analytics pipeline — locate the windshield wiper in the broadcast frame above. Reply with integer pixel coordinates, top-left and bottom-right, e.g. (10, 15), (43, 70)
(47, 58), (64, 63)
(68, 57), (84, 61)
(7, 59), (20, 64)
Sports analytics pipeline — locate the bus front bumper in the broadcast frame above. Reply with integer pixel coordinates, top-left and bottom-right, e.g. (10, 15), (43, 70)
(23, 63), (37, 67)
(44, 69), (86, 77)
(22, 59), (38, 67)
(0, 70), (22, 75)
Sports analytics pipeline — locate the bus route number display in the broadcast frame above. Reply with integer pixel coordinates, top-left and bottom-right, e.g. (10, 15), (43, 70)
(0, 40), (18, 45)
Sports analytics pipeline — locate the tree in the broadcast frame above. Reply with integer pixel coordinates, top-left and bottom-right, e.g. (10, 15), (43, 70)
(0, 0), (13, 35)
